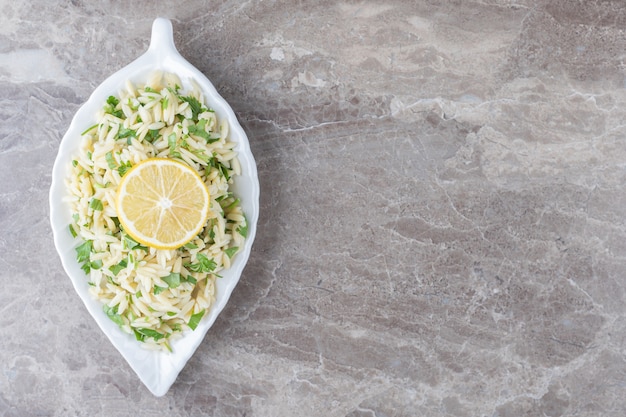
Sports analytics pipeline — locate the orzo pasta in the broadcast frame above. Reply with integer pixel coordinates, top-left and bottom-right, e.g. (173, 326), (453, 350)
(65, 71), (247, 351)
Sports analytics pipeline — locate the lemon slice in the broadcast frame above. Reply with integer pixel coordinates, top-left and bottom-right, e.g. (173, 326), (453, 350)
(116, 158), (210, 250)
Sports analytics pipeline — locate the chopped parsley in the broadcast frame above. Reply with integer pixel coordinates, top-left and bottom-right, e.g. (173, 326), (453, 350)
(217, 161), (231, 181)
(117, 160), (132, 176)
(75, 237), (101, 273)
(90, 259), (103, 270)
(117, 127), (136, 140)
(123, 234), (148, 252)
(109, 259), (128, 276)
(188, 309), (205, 330)
(168, 133), (181, 158)
(75, 240), (93, 264)
(188, 148), (212, 164)
(182, 275), (197, 285)
(223, 198), (240, 211)
(237, 220), (248, 238)
(224, 247), (239, 258)
(107, 95), (119, 107)
(104, 95), (123, 118)
(103, 304), (125, 327)
(180, 95), (203, 120)
(153, 285), (167, 295)
(134, 327), (165, 342)
(162, 272), (181, 289)
(188, 119), (220, 143)
(81, 124), (98, 136)
(105, 152), (116, 169)
(184, 253), (216, 273)
(89, 198), (104, 211)
(145, 129), (160, 143)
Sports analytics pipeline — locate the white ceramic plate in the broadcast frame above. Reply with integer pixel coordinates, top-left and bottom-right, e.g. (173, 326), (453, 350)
(49, 18), (259, 396)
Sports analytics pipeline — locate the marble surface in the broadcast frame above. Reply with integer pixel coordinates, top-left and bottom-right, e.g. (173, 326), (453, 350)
(1, 0), (626, 415)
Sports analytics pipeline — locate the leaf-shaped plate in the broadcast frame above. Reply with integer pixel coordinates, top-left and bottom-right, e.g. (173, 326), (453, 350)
(49, 18), (259, 396)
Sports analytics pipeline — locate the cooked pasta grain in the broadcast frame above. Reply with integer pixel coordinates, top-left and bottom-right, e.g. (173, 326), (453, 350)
(66, 72), (247, 351)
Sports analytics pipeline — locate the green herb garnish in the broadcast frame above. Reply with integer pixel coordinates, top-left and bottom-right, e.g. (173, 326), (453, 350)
(123, 234), (148, 252)
(103, 304), (125, 327)
(224, 247), (239, 258)
(90, 259), (103, 270)
(145, 129), (160, 143)
(75, 240), (93, 264)
(117, 160), (132, 176)
(182, 275), (197, 285)
(108, 259), (128, 276)
(188, 309), (205, 330)
(134, 328), (165, 341)
(104, 96), (123, 118)
(168, 133), (181, 158)
(89, 198), (104, 211)
(80, 124), (98, 136)
(162, 272), (181, 289)
(236, 220), (248, 238)
(105, 152), (117, 169)
(180, 95), (203, 120)
(107, 95), (120, 106)
(184, 254), (216, 273)
(153, 285), (167, 295)
(117, 127), (136, 140)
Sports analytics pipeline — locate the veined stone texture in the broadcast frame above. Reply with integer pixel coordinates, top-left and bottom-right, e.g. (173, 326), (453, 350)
(2, 1), (626, 416)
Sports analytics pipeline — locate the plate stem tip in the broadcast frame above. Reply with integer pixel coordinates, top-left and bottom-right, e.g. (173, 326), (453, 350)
(149, 18), (176, 57)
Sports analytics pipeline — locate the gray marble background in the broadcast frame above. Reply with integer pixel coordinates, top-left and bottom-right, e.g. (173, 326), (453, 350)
(2, 1), (626, 416)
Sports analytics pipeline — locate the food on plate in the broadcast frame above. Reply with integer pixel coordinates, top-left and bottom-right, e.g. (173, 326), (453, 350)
(65, 71), (247, 351)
